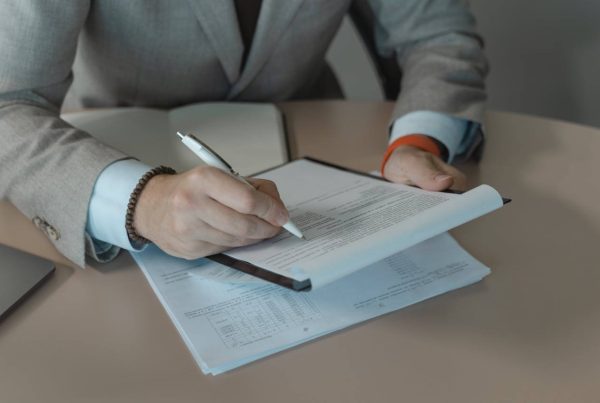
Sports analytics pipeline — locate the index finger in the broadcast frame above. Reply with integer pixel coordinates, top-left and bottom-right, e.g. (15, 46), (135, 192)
(247, 178), (282, 201)
(201, 169), (289, 226)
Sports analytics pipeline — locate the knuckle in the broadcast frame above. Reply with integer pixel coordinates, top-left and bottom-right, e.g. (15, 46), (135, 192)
(202, 166), (221, 181)
(188, 166), (218, 185)
(187, 167), (207, 183)
(263, 197), (278, 217)
(238, 189), (258, 213)
(237, 219), (258, 237)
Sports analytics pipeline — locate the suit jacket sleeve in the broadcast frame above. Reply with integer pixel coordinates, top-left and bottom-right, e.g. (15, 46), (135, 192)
(0, 1), (128, 267)
(368, 0), (489, 126)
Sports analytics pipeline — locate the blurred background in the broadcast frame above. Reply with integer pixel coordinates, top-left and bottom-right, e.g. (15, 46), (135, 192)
(327, 0), (600, 128)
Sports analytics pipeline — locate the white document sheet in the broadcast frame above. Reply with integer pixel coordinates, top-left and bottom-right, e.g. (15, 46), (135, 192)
(132, 233), (491, 375)
(223, 159), (503, 288)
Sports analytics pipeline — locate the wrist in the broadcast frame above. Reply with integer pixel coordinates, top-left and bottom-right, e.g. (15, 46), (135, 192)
(128, 166), (176, 244)
(381, 134), (442, 176)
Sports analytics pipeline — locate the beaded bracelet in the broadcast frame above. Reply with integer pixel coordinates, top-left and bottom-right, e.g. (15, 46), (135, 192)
(125, 165), (176, 247)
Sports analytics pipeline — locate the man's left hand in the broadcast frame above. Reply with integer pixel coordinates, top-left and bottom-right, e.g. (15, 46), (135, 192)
(383, 145), (467, 191)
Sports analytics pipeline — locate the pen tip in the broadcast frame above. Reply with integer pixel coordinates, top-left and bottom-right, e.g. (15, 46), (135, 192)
(176, 131), (185, 139)
(301, 235), (307, 240)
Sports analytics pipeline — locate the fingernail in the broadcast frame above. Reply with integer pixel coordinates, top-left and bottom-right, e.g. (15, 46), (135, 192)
(435, 174), (452, 182)
(276, 209), (289, 226)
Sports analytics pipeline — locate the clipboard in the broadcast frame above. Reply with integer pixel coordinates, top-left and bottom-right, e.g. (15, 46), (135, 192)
(207, 157), (511, 291)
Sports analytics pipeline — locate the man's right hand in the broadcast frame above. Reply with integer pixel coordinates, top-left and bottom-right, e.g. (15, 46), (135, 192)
(133, 166), (289, 259)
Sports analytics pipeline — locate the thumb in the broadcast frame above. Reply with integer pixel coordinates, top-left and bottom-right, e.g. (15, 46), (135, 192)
(385, 148), (454, 191)
(242, 179), (289, 226)
(247, 178), (282, 201)
(408, 158), (454, 191)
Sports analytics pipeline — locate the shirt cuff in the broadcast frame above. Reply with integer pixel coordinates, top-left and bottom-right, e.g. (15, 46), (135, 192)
(86, 159), (153, 252)
(390, 111), (471, 162)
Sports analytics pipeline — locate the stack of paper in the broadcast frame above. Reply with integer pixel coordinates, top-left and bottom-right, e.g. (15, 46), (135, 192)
(132, 233), (490, 375)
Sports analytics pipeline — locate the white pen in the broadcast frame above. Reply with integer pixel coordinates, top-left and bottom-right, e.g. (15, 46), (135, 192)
(176, 131), (305, 240)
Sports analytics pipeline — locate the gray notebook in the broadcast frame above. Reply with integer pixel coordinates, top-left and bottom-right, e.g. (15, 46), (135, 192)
(0, 245), (54, 321)
(62, 102), (289, 175)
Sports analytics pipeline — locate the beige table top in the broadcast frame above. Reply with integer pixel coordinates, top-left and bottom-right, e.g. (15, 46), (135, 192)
(1, 101), (599, 402)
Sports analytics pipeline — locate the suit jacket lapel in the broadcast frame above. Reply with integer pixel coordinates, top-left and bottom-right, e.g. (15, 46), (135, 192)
(228, 0), (305, 99)
(186, 0), (244, 84)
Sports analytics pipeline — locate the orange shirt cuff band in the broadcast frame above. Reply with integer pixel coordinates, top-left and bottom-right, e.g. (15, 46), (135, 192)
(380, 134), (442, 176)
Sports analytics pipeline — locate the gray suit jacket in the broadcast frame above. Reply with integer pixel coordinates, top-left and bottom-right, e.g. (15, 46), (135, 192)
(0, 0), (487, 267)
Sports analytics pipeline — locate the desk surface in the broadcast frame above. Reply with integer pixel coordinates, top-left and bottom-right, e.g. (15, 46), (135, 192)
(1, 101), (599, 403)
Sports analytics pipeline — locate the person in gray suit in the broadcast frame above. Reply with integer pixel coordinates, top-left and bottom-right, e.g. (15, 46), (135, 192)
(0, 0), (487, 268)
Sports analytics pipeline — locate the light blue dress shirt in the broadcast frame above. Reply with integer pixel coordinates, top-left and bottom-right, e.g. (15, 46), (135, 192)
(86, 111), (479, 251)
(390, 111), (478, 162)
(87, 158), (152, 254)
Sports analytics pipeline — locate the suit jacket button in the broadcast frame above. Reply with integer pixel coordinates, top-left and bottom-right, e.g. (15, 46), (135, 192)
(32, 216), (43, 228)
(46, 225), (61, 241)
